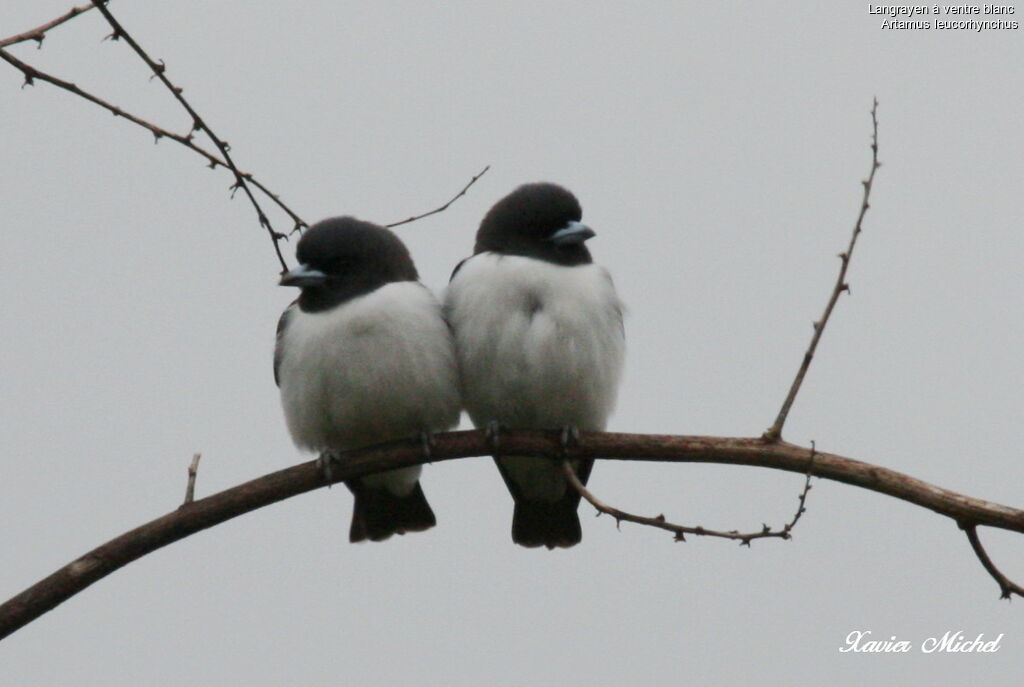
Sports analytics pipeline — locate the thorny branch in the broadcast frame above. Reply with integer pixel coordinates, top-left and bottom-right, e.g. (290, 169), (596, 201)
(1, 4), (307, 245)
(763, 99), (882, 442)
(961, 524), (1024, 600)
(0, 3), (93, 49)
(562, 102), (878, 542)
(2, 4), (488, 266)
(87, 0), (291, 271)
(562, 444), (815, 545)
(0, 48), (306, 230)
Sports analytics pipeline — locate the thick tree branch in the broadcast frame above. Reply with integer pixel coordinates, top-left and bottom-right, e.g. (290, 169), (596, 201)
(2, 429), (1022, 640)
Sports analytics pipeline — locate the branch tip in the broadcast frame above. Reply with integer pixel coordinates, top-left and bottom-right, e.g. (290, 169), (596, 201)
(764, 101), (880, 440)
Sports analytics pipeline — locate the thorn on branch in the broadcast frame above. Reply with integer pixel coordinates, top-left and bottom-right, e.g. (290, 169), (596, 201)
(0, 3), (97, 50)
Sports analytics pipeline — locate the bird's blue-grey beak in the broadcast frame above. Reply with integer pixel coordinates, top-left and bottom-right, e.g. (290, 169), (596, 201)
(279, 263), (327, 287)
(548, 220), (596, 246)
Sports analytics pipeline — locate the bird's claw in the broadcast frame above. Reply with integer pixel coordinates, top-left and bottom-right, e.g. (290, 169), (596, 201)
(484, 420), (504, 451)
(559, 425), (580, 456)
(317, 452), (339, 486)
(419, 430), (436, 461)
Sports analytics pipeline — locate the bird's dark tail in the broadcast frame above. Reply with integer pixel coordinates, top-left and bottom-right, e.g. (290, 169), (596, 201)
(346, 480), (436, 543)
(511, 499), (583, 549)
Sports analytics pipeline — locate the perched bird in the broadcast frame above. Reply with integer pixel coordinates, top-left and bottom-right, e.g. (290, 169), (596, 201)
(275, 217), (461, 542)
(445, 183), (625, 548)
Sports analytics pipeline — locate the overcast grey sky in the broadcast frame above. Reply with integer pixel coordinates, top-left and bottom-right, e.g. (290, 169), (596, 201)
(2, 2), (1022, 685)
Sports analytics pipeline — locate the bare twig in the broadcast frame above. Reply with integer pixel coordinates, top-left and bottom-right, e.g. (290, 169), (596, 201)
(182, 453), (202, 506)
(0, 49), (308, 234)
(3, 4), (484, 250)
(2, 429), (1022, 640)
(89, 0), (291, 270)
(563, 442), (815, 545)
(764, 99), (881, 441)
(386, 166), (491, 228)
(0, 4), (94, 49)
(961, 524), (1024, 600)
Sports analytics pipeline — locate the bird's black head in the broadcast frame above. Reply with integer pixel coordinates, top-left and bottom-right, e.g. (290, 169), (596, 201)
(474, 183), (595, 266)
(280, 217), (418, 313)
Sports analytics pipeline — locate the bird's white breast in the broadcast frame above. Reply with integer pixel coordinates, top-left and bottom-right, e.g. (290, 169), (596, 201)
(445, 252), (625, 430)
(277, 282), (461, 454)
